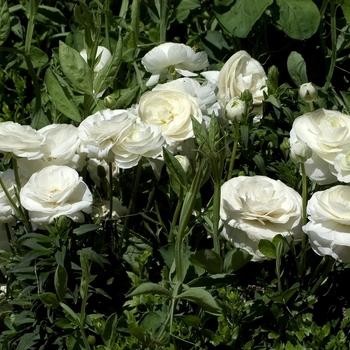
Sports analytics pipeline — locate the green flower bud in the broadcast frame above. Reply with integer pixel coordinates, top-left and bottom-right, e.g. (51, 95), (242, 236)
(241, 89), (253, 107)
(267, 65), (279, 94)
(97, 164), (107, 178)
(104, 95), (117, 109)
(280, 137), (290, 152)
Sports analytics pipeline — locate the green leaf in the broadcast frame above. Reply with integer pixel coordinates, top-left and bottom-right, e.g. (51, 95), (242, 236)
(60, 302), (80, 323)
(93, 36), (123, 96)
(0, 0), (10, 46)
(176, 287), (222, 314)
(190, 249), (223, 274)
(102, 313), (118, 347)
(341, 0), (350, 25)
(223, 248), (252, 273)
(176, 0), (200, 23)
(20, 47), (49, 69)
(59, 41), (93, 95)
(55, 264), (68, 302)
(287, 51), (308, 87)
(276, 0), (320, 40)
(191, 115), (210, 154)
(126, 282), (172, 298)
(73, 224), (100, 235)
(258, 239), (276, 259)
(44, 68), (81, 122)
(39, 292), (60, 308)
(163, 147), (188, 189)
(36, 5), (67, 27)
(253, 154), (266, 175)
(107, 86), (140, 109)
(214, 0), (273, 38)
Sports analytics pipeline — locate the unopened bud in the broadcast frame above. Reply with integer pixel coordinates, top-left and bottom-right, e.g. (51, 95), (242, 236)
(290, 139), (312, 163)
(241, 89), (253, 107)
(104, 95), (117, 109)
(174, 155), (192, 175)
(267, 65), (279, 94)
(225, 98), (246, 122)
(299, 83), (318, 103)
(280, 137), (290, 152)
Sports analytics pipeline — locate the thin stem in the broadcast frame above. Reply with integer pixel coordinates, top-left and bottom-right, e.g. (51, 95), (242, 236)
(324, 0), (337, 90)
(104, 0), (111, 49)
(158, 0), (168, 43)
(211, 179), (221, 256)
(118, 161), (143, 257)
(108, 162), (114, 220)
(310, 256), (335, 294)
(299, 163), (308, 273)
(227, 121), (240, 180)
(169, 186), (183, 243)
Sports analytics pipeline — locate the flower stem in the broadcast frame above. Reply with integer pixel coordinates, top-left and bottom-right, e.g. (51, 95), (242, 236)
(310, 256), (335, 294)
(299, 162), (308, 274)
(227, 120), (240, 180)
(324, 0), (337, 90)
(169, 186), (183, 243)
(108, 162), (114, 220)
(212, 179), (221, 256)
(118, 161), (143, 257)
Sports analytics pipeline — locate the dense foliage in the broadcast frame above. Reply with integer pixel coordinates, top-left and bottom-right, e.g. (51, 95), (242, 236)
(0, 0), (350, 349)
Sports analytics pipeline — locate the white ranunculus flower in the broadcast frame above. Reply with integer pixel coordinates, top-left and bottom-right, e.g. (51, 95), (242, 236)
(137, 90), (202, 145)
(80, 46), (112, 76)
(0, 169), (19, 223)
(217, 50), (267, 107)
(220, 176), (302, 261)
(141, 42), (209, 86)
(333, 149), (350, 183)
(303, 185), (350, 262)
(20, 165), (92, 225)
(299, 82), (318, 103)
(290, 109), (350, 184)
(111, 119), (165, 169)
(18, 124), (85, 178)
(0, 121), (45, 160)
(78, 109), (136, 162)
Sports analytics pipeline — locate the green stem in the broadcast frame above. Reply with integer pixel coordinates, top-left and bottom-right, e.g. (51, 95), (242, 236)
(310, 256), (335, 294)
(169, 186), (184, 243)
(324, 0), (337, 90)
(227, 121), (240, 180)
(104, 0), (111, 49)
(299, 163), (308, 274)
(158, 0), (168, 43)
(118, 161), (143, 257)
(212, 179), (221, 256)
(108, 162), (114, 220)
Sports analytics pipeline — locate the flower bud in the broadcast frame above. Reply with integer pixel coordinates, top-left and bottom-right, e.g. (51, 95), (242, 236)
(267, 65), (279, 94)
(241, 89), (253, 107)
(174, 155), (192, 175)
(225, 98), (246, 122)
(280, 137), (290, 152)
(299, 83), (318, 103)
(290, 139), (312, 163)
(104, 95), (117, 109)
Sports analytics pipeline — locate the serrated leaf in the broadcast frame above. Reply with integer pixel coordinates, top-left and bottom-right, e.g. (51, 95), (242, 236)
(59, 41), (93, 95)
(287, 51), (308, 87)
(258, 239), (276, 259)
(214, 0), (273, 38)
(176, 287), (222, 314)
(190, 249), (223, 274)
(93, 36), (123, 96)
(44, 68), (81, 122)
(126, 282), (172, 298)
(55, 265), (68, 302)
(0, 0), (10, 46)
(276, 0), (320, 40)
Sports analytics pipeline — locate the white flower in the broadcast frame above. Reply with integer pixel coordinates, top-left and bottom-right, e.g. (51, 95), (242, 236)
(78, 109), (136, 162)
(137, 90), (202, 145)
(0, 121), (45, 160)
(0, 169), (18, 223)
(18, 124), (85, 178)
(333, 149), (350, 183)
(217, 51), (267, 107)
(80, 46), (112, 76)
(111, 119), (165, 169)
(141, 42), (209, 86)
(225, 98), (246, 122)
(220, 176), (302, 261)
(299, 82), (318, 102)
(20, 165), (92, 225)
(303, 185), (350, 262)
(290, 109), (350, 184)
(290, 138), (312, 163)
